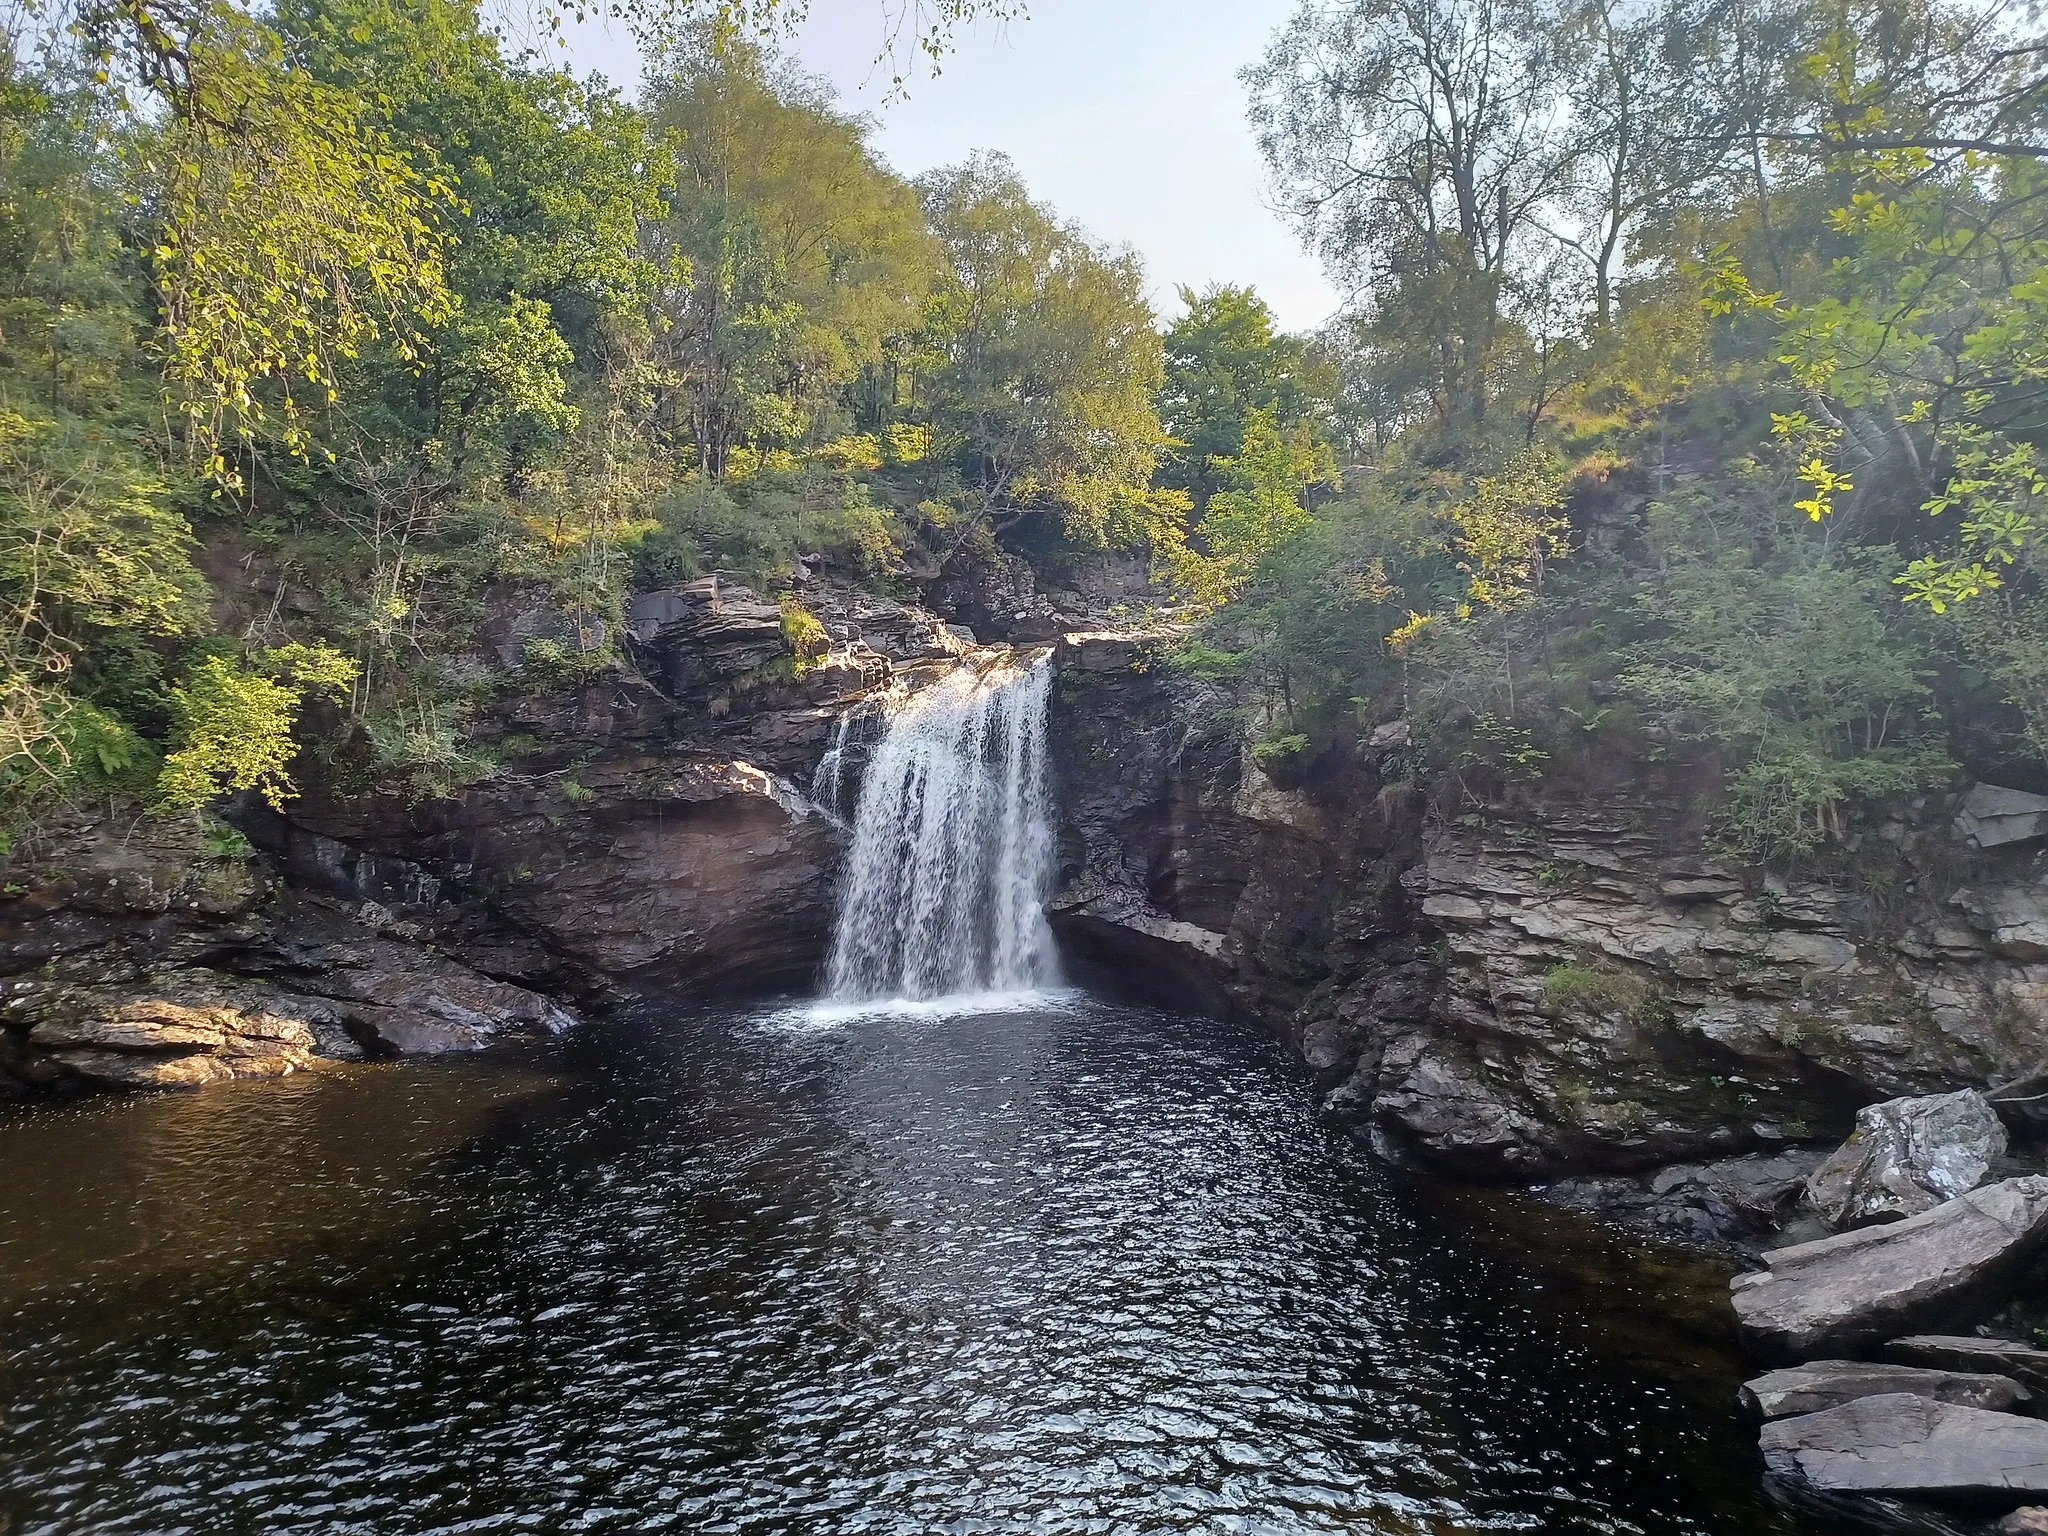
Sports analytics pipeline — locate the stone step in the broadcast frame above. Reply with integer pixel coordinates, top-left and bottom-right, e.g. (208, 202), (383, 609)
(1762, 1393), (2048, 1501)
(1742, 1359), (2031, 1420)
(1732, 1176), (2048, 1361)
(1886, 1336), (2048, 1392)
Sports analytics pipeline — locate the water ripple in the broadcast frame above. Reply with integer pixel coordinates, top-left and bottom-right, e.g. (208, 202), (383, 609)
(0, 997), (1847, 1535)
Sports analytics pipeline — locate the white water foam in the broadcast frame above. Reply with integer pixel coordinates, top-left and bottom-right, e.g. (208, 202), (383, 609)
(821, 655), (1062, 1005)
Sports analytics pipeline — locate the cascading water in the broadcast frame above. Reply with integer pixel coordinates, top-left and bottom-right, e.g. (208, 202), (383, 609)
(810, 712), (853, 820)
(823, 655), (1060, 1002)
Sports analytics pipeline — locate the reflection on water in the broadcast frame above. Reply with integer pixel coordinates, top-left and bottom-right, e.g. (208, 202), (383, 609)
(0, 997), (1859, 1535)
(0, 1058), (564, 1302)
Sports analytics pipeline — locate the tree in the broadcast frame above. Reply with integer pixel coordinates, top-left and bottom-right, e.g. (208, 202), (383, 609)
(915, 152), (1174, 550)
(1199, 408), (1340, 595)
(1159, 284), (1334, 503)
(1246, 0), (1584, 423)
(643, 30), (934, 475)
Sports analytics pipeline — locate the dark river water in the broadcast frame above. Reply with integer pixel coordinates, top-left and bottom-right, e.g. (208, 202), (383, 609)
(0, 993), (1861, 1535)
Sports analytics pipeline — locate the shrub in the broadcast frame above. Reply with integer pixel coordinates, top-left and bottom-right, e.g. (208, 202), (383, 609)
(364, 695), (499, 802)
(521, 634), (611, 687)
(1541, 961), (1667, 1025)
(780, 598), (829, 675)
(156, 645), (356, 811)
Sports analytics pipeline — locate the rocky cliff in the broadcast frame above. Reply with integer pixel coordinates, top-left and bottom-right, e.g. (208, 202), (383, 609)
(0, 572), (959, 1092)
(1045, 635), (2048, 1240)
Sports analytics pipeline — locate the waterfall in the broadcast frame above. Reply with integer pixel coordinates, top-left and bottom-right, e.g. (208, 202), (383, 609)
(823, 655), (1061, 1002)
(810, 712), (853, 820)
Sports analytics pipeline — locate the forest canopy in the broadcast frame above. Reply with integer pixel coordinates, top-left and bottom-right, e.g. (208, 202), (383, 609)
(5, 0), (2048, 866)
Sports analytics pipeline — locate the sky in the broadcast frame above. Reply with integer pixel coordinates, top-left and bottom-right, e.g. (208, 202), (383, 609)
(525, 0), (1343, 334)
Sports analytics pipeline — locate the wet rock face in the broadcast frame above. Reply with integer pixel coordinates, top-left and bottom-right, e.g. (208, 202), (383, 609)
(1387, 805), (2048, 1179)
(1538, 1150), (1822, 1245)
(260, 750), (842, 997)
(1803, 1091), (2008, 1230)
(0, 810), (581, 1094)
(1041, 637), (1402, 1022)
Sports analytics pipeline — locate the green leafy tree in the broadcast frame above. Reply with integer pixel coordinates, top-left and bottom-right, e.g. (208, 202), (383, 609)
(644, 30), (934, 475)
(1199, 408), (1339, 596)
(915, 151), (1177, 554)
(1160, 284), (1334, 503)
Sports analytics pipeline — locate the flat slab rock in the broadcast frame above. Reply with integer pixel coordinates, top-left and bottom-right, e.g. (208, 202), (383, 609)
(1742, 1360), (2030, 1420)
(1761, 1393), (2048, 1501)
(1886, 1336), (2048, 1392)
(1732, 1176), (2048, 1361)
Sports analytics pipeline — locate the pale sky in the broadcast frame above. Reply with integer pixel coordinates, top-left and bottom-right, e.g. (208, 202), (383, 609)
(528, 0), (1342, 334)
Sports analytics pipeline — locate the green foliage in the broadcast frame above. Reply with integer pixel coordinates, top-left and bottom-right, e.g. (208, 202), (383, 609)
(1622, 491), (1949, 858)
(1160, 284), (1335, 502)
(1198, 408), (1338, 597)
(141, 5), (458, 475)
(157, 645), (357, 810)
(914, 152), (1180, 555)
(780, 597), (829, 674)
(201, 819), (256, 860)
(521, 635), (613, 687)
(1250, 731), (1312, 780)
(363, 694), (499, 801)
(1541, 962), (1666, 1025)
(644, 30), (934, 477)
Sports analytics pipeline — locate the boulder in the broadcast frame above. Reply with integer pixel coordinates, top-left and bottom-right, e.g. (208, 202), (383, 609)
(1956, 783), (2048, 849)
(1732, 1176), (2048, 1361)
(1055, 630), (1147, 673)
(12, 971), (323, 1089)
(1886, 1337), (2048, 1393)
(1803, 1090), (2007, 1230)
(1760, 1393), (2048, 1501)
(1741, 1360), (2030, 1420)
(1999, 1509), (2048, 1535)
(625, 577), (789, 706)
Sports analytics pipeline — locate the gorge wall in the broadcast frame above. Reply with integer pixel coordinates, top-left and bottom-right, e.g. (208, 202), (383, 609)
(1046, 635), (2048, 1238)
(5, 563), (2044, 1249)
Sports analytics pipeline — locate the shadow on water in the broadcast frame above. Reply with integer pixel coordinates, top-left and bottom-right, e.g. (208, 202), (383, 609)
(0, 992), (1899, 1535)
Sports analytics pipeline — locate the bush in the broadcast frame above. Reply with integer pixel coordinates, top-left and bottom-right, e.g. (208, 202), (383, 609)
(1251, 731), (1312, 781)
(521, 635), (612, 687)
(1540, 961), (1667, 1025)
(156, 645), (356, 811)
(364, 695), (499, 802)
(780, 598), (829, 674)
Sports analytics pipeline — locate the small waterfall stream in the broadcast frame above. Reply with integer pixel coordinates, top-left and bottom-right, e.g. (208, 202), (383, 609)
(823, 655), (1061, 1002)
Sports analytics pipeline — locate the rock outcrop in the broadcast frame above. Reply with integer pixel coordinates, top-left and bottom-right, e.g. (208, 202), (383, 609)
(0, 812), (578, 1093)
(1760, 1393), (2048, 1501)
(7, 970), (321, 1088)
(257, 740), (841, 996)
(1886, 1336), (2048, 1392)
(1731, 1176), (2048, 1360)
(1044, 637), (2048, 1222)
(1741, 1360), (2031, 1419)
(1803, 1090), (2008, 1230)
